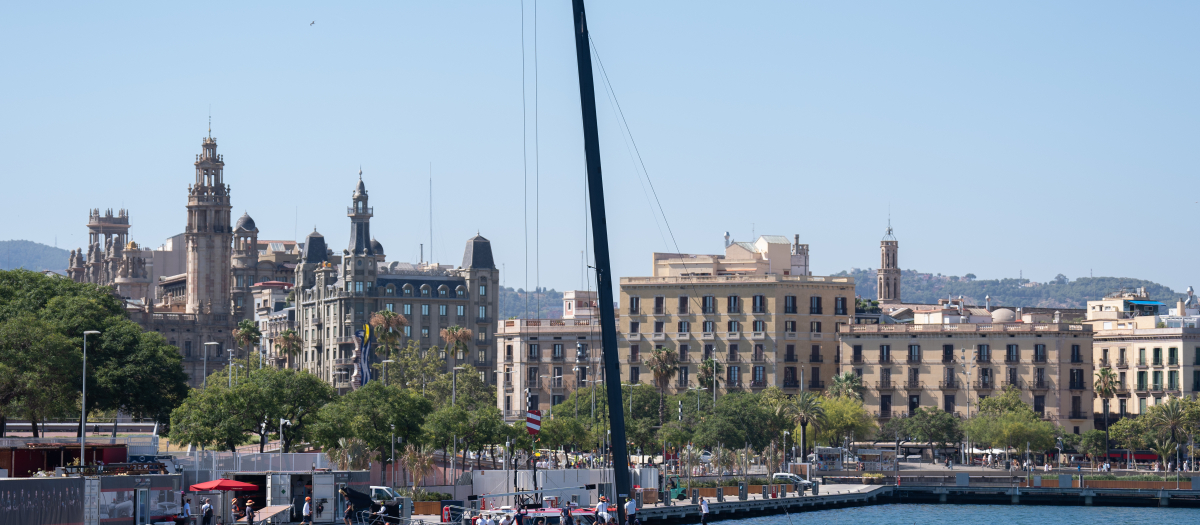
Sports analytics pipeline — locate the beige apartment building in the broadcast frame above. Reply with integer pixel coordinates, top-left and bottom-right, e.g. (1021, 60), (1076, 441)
(838, 305), (1096, 434)
(1086, 287), (1200, 417)
(618, 235), (853, 396)
(495, 291), (606, 422)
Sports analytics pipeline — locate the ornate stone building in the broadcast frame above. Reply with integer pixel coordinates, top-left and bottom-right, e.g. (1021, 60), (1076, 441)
(67, 208), (152, 303)
(291, 176), (500, 393)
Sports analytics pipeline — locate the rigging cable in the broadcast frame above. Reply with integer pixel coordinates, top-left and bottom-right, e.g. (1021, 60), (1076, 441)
(520, 0), (529, 320)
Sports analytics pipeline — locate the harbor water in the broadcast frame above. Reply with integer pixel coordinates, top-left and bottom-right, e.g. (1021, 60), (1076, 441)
(725, 503), (1197, 525)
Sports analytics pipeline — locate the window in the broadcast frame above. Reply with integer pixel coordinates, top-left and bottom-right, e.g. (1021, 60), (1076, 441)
(752, 295), (766, 313)
(678, 296), (689, 314)
(1034, 395), (1045, 415)
(553, 344), (563, 358)
(729, 344), (740, 360)
(439, 288), (448, 298)
(1195, 370), (1200, 392)
(678, 321), (690, 333)
(1137, 371), (1147, 389)
(809, 296), (823, 314)
(630, 367), (640, 384)
(355, 281), (364, 293)
(404, 326), (411, 337)
(753, 366), (765, 383)
(630, 344), (640, 360)
(1153, 371), (1163, 389)
(1169, 347), (1178, 365)
(1139, 398), (1147, 413)
(183, 341), (191, 357)
(944, 395), (956, 413)
(654, 297), (665, 315)
(834, 297), (847, 316)
(421, 327), (429, 338)
(978, 344), (990, 361)
(421, 304), (430, 316)
(630, 321), (640, 334)
(784, 296), (797, 314)
(701, 296), (715, 314)
(457, 305), (465, 316)
(403, 304), (412, 315)
(1153, 348), (1162, 365)
(727, 365), (740, 385)
(727, 320), (740, 332)
(909, 395), (920, 413)
(1034, 344), (1047, 362)
(852, 345), (863, 363)
(703, 344), (715, 360)
(653, 321), (664, 334)
(386, 303), (394, 312)
(880, 344), (891, 362)
(479, 285), (486, 296)
(1006, 344), (1019, 362)
(505, 395), (511, 412)
(1139, 348), (1147, 366)
(1168, 370), (1179, 390)
(679, 344), (690, 360)
(1119, 398), (1127, 416)
(908, 345), (920, 362)
(679, 367), (689, 386)
(785, 320), (796, 332)
(752, 320), (766, 332)
(943, 345), (954, 363)
(810, 321), (822, 333)
(727, 295), (741, 313)
(810, 345), (822, 361)
(421, 287), (430, 297)
(236, 276), (244, 288)
(506, 345), (513, 359)
(439, 304), (448, 316)
(403, 286), (413, 296)
(1070, 369), (1085, 389)
(458, 288), (466, 298)
(479, 306), (487, 319)
(702, 321), (715, 333)
(529, 344), (540, 359)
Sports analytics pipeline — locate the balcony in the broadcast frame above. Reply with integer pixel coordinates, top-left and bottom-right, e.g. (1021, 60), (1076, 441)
(474, 359), (493, 368)
(1030, 380), (1051, 391)
(651, 333), (666, 341)
(851, 354), (865, 364)
(976, 355), (990, 363)
(1068, 411), (1089, 420)
(504, 353), (514, 362)
(1098, 357), (1109, 367)
(784, 354), (798, 363)
(942, 356), (955, 364)
(525, 379), (541, 389)
(973, 380), (994, 390)
(726, 381), (744, 391)
(1150, 384), (1164, 394)
(750, 379), (767, 389)
(1003, 380), (1022, 390)
(678, 353), (692, 363)
(751, 353), (768, 363)
(875, 409), (892, 419)
(1004, 355), (1019, 364)
(808, 380), (825, 390)
(879, 355), (892, 364)
(1033, 355), (1048, 363)
(675, 380), (690, 389)
(1070, 356), (1084, 364)
(700, 333), (715, 341)
(628, 307), (640, 315)
(939, 381), (959, 390)
(654, 306), (665, 315)
(726, 332), (741, 339)
(809, 354), (824, 363)
(1114, 382), (1129, 394)
(1135, 384), (1149, 394)
(904, 380), (922, 389)
(782, 379), (800, 389)
(549, 378), (565, 391)
(550, 353), (565, 361)
(334, 380), (352, 389)
(1137, 360), (1148, 369)
(333, 358), (355, 368)
(626, 354), (641, 363)
(527, 354), (541, 362)
(875, 380), (895, 390)
(1116, 357), (1128, 369)
(1069, 382), (1087, 391)
(907, 356), (921, 364)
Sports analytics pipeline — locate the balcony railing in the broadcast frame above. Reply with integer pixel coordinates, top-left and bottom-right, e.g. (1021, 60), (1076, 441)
(1069, 382), (1087, 390)
(939, 380), (959, 390)
(809, 355), (824, 363)
(976, 354), (990, 363)
(1070, 356), (1083, 364)
(784, 354), (798, 363)
(782, 379), (799, 389)
(808, 380), (825, 389)
(973, 380), (994, 390)
(750, 379), (767, 389)
(550, 353), (565, 361)
(654, 306), (665, 315)
(1003, 380), (1022, 390)
(726, 381), (744, 390)
(549, 378), (564, 389)
(1116, 357), (1128, 368)
(1098, 357), (1109, 367)
(1030, 380), (1051, 390)
(675, 380), (690, 389)
(879, 355), (892, 364)
(626, 354), (641, 363)
(1033, 354), (1048, 363)
(876, 409), (892, 419)
(527, 354), (541, 362)
(942, 356), (955, 364)
(525, 379), (541, 389)
(876, 380), (894, 390)
(851, 354), (865, 364)
(904, 380), (922, 389)
(907, 355), (921, 364)
(726, 354), (741, 362)
(1068, 411), (1088, 420)
(751, 354), (768, 363)
(1005, 354), (1019, 363)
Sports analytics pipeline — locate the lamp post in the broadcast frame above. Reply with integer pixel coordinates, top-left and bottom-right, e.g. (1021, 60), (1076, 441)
(228, 349), (236, 388)
(960, 347), (975, 467)
(451, 366), (464, 484)
(782, 431), (790, 471)
(81, 330), (100, 468)
(203, 342), (219, 389)
(382, 359), (395, 387)
(391, 424), (395, 488)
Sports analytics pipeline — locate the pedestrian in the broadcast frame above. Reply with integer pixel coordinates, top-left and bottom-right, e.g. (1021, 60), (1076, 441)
(343, 500), (353, 525)
(200, 498), (213, 525)
(180, 498), (191, 523)
(302, 496), (313, 524)
(244, 500), (257, 525)
(624, 495), (638, 525)
(231, 497), (242, 523)
(561, 506), (573, 525)
(595, 496), (609, 523)
(699, 498), (709, 525)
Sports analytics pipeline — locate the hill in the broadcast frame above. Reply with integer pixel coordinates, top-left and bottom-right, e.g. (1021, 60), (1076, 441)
(835, 268), (1184, 309)
(498, 286), (565, 320)
(0, 240), (68, 272)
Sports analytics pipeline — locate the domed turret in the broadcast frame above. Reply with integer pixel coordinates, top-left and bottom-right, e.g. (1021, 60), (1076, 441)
(235, 212), (257, 232)
(991, 308), (1016, 323)
(370, 237), (384, 255)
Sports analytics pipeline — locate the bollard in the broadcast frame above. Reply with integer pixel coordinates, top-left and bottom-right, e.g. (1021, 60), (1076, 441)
(716, 487), (724, 503)
(691, 488), (699, 505)
(738, 482), (747, 501)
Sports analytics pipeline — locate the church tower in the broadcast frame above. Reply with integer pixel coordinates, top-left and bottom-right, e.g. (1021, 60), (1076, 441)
(185, 133), (233, 315)
(343, 171), (377, 296)
(877, 223), (900, 304)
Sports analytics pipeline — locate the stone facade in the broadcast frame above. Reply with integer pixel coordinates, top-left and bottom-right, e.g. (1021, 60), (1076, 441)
(877, 225), (900, 304)
(290, 176), (500, 393)
(617, 235), (854, 396)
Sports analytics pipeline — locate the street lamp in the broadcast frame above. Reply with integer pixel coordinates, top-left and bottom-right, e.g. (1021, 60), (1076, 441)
(203, 342), (220, 389)
(451, 366), (465, 485)
(81, 330), (100, 469)
(382, 359), (395, 387)
(782, 431), (790, 472)
(228, 349), (236, 388)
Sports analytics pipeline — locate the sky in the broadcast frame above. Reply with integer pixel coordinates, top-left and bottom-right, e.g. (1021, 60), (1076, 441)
(2, 1), (1198, 294)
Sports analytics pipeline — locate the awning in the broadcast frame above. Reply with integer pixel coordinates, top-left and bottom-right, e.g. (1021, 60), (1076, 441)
(1128, 300), (1165, 306)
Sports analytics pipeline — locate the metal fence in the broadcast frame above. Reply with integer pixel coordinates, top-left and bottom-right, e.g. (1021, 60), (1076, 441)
(177, 451), (335, 486)
(0, 436), (159, 455)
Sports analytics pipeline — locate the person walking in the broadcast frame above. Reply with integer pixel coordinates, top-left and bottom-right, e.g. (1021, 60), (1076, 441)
(699, 498), (709, 525)
(343, 500), (354, 525)
(302, 496), (313, 524)
(180, 498), (191, 523)
(200, 498), (213, 525)
(244, 500), (257, 525)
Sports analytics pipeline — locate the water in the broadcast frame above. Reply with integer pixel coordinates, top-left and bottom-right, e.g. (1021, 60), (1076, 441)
(727, 504), (1196, 525)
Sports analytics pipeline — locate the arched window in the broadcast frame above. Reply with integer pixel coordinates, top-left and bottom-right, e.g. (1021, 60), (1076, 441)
(420, 285), (431, 297)
(438, 285), (449, 297)
(402, 285), (413, 296)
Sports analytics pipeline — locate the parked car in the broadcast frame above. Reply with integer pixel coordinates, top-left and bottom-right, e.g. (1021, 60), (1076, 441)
(771, 472), (812, 493)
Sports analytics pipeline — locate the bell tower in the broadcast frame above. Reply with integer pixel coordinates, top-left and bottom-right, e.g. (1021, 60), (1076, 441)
(184, 131), (233, 315)
(344, 170), (377, 294)
(877, 222), (900, 304)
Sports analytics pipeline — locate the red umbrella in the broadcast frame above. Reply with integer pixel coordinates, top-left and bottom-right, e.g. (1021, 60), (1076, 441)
(189, 478), (260, 492)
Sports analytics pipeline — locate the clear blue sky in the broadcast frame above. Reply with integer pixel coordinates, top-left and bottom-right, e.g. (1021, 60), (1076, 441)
(2, 1), (1197, 293)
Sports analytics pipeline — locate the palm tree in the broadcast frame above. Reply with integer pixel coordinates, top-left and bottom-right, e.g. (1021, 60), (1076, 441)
(400, 443), (436, 495)
(439, 325), (474, 369)
(1152, 396), (1188, 470)
(793, 392), (825, 460)
(1094, 367), (1119, 457)
(644, 346), (680, 424)
(234, 319), (262, 370)
(371, 310), (409, 385)
(698, 358), (724, 405)
(828, 372), (864, 400)
(275, 329), (303, 369)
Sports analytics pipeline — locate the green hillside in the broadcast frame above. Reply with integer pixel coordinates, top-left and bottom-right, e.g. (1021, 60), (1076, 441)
(498, 286), (565, 320)
(835, 268), (1184, 309)
(0, 240), (68, 272)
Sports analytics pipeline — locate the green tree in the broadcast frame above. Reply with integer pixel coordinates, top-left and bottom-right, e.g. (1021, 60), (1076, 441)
(813, 396), (875, 449)
(906, 408), (962, 459)
(1094, 367), (1119, 453)
(169, 380), (248, 452)
(311, 381), (431, 456)
(91, 320), (189, 434)
(422, 403), (468, 484)
(1079, 429), (1107, 467)
(0, 315), (78, 437)
(792, 392), (826, 458)
(644, 346), (680, 425)
(426, 367), (495, 410)
(439, 326), (473, 369)
(275, 329), (303, 370)
(233, 319), (262, 368)
(827, 372), (864, 400)
(370, 310), (408, 384)
(393, 340), (445, 394)
(697, 359), (723, 399)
